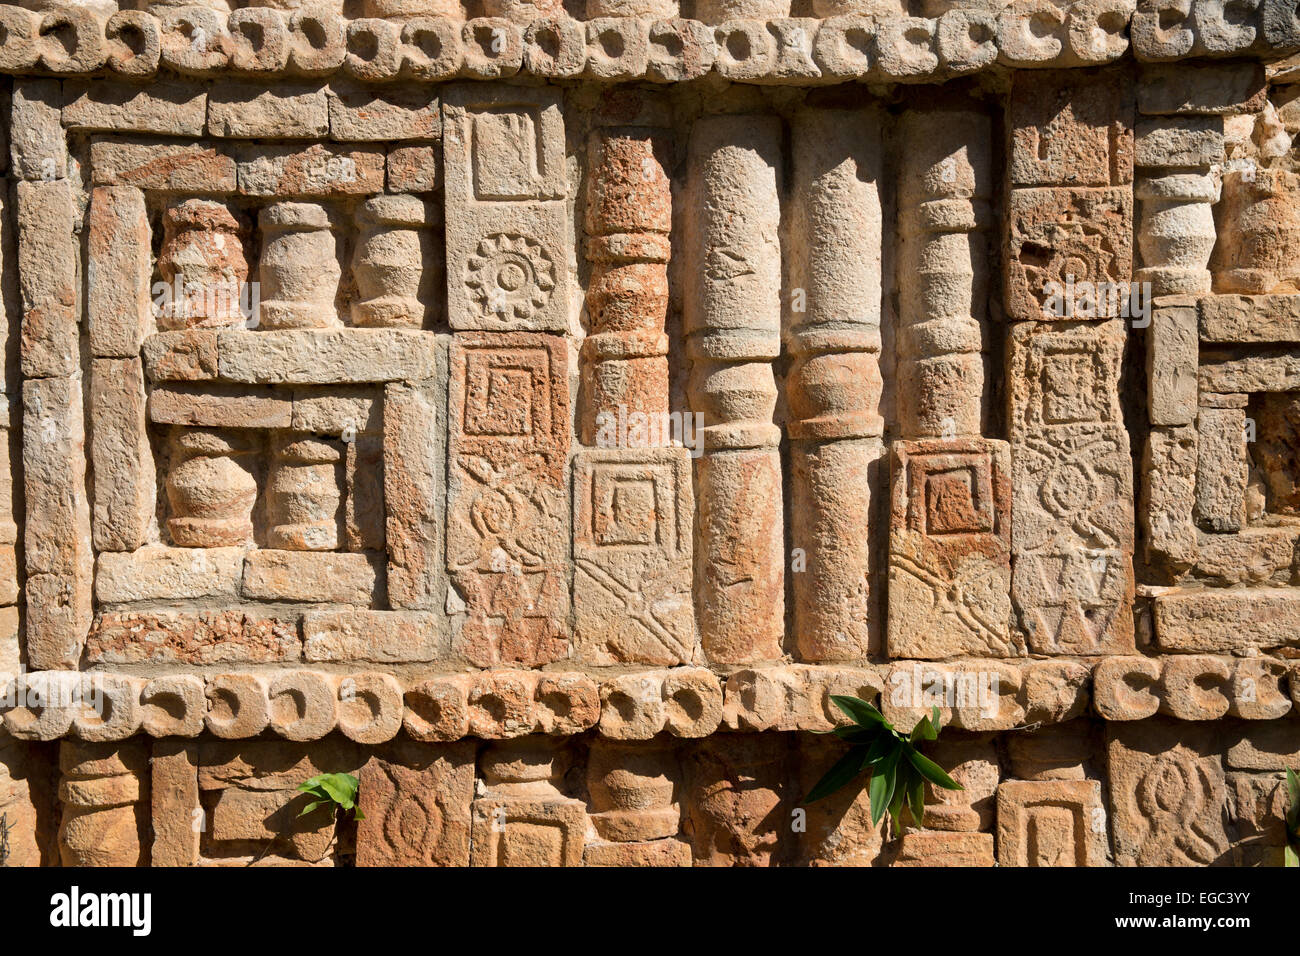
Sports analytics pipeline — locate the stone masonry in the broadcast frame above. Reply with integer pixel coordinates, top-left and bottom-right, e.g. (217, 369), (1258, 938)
(0, 0), (1298, 867)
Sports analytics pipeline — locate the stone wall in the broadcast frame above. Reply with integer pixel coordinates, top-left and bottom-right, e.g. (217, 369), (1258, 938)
(0, 0), (1297, 867)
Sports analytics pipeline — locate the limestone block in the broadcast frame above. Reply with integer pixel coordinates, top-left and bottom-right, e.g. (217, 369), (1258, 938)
(887, 438), (1016, 659)
(17, 179), (79, 378)
(11, 78), (65, 180)
(96, 545), (244, 604)
(1142, 426), (1198, 568)
(1009, 70), (1134, 188)
(91, 358), (156, 552)
(266, 671), (338, 741)
(90, 139), (238, 194)
(216, 328), (437, 384)
(1154, 587), (1300, 652)
(150, 740), (200, 866)
(996, 780), (1108, 866)
(1107, 719), (1228, 866)
(205, 674), (271, 739)
(208, 81), (329, 138)
(403, 676), (471, 742)
(87, 185), (152, 359)
(148, 384), (293, 430)
(523, 17), (588, 78)
(1005, 188), (1133, 322)
(242, 550), (380, 605)
(447, 333), (569, 667)
(573, 449), (694, 666)
(356, 739), (475, 866)
(683, 735), (790, 866)
(1148, 302), (1198, 426)
(140, 675), (206, 737)
(387, 144), (438, 193)
(329, 85), (439, 142)
(64, 79), (207, 136)
(1194, 403), (1248, 532)
(1009, 321), (1135, 655)
(234, 143), (385, 197)
(1092, 656), (1161, 720)
(336, 672), (404, 744)
(24, 378), (93, 669)
(303, 610), (440, 663)
(88, 609), (300, 665)
(443, 85), (568, 332)
(891, 830), (994, 866)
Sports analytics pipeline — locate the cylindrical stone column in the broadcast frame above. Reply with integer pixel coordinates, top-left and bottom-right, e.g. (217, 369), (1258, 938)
(267, 433), (343, 551)
(58, 740), (148, 867)
(897, 108), (992, 440)
(352, 195), (436, 329)
(165, 428), (258, 548)
(581, 126), (672, 445)
(685, 114), (784, 664)
(258, 202), (341, 329)
(785, 108), (885, 661)
(157, 199), (249, 331)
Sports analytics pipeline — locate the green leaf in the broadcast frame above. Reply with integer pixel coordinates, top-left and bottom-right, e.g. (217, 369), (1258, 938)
(861, 733), (896, 768)
(907, 769), (926, 829)
(887, 779), (908, 832)
(297, 799), (325, 819)
(868, 750), (901, 826)
(354, 808), (365, 821)
(830, 695), (888, 730)
(931, 706), (942, 731)
(910, 714), (937, 743)
(1287, 844), (1299, 868)
(832, 724), (878, 744)
(803, 746), (868, 804)
(906, 748), (963, 791)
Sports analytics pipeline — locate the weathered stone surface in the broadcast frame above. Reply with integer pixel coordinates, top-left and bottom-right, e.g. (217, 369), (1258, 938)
(356, 739), (474, 867)
(87, 186), (152, 359)
(1155, 588), (1300, 652)
(443, 85), (570, 332)
(217, 329), (437, 384)
(303, 610), (439, 663)
(1107, 719), (1229, 867)
(996, 779), (1108, 866)
(96, 546), (243, 604)
(447, 332), (570, 667)
(573, 448), (694, 666)
(65, 80), (207, 136)
(90, 358), (155, 553)
(891, 830), (995, 867)
(87, 610), (299, 665)
(242, 550), (380, 606)
(888, 438), (1016, 659)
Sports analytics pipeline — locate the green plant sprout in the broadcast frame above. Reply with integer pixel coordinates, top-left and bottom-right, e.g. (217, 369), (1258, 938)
(298, 772), (364, 822)
(804, 695), (963, 832)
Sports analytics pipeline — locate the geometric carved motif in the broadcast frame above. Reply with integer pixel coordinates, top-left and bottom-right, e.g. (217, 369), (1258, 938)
(573, 448), (695, 666)
(447, 333), (570, 667)
(1010, 322), (1135, 655)
(887, 439), (1018, 659)
(1107, 720), (1229, 867)
(443, 85), (569, 332)
(996, 780), (1109, 867)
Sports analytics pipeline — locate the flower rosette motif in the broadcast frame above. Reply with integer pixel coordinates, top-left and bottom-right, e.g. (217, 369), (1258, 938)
(465, 233), (556, 322)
